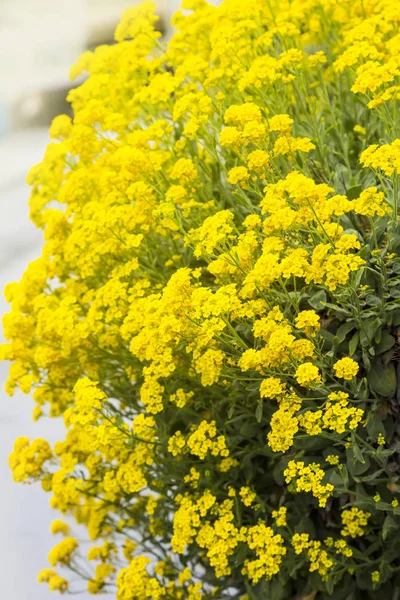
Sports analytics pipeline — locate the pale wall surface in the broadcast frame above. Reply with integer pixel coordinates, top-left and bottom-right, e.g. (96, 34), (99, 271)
(0, 0), (149, 102)
(0, 129), (91, 599)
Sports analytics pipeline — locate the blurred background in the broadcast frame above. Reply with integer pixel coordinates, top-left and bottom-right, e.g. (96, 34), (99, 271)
(0, 0), (219, 597)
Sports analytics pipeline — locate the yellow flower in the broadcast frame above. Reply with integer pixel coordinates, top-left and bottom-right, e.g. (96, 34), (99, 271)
(220, 126), (244, 149)
(224, 103), (262, 126)
(284, 460), (334, 507)
(333, 357), (359, 380)
(272, 506), (287, 527)
(8, 437), (52, 483)
(341, 508), (370, 538)
(259, 377), (285, 399)
(239, 486), (256, 506)
(295, 362), (322, 387)
(353, 187), (389, 217)
(360, 140), (400, 177)
(187, 420), (229, 460)
(227, 166), (250, 188)
(48, 538), (78, 567)
(50, 520), (70, 536)
(242, 522), (286, 582)
(168, 431), (186, 457)
(247, 150), (270, 172)
(269, 114), (293, 133)
(292, 533), (310, 554)
(49, 115), (73, 140)
(353, 124), (366, 135)
(37, 569), (68, 593)
(295, 310), (320, 334)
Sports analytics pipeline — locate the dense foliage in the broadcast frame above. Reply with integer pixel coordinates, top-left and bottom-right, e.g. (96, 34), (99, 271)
(4, 0), (400, 598)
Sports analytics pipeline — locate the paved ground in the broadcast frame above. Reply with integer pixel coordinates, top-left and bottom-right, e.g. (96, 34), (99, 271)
(0, 130), (90, 598)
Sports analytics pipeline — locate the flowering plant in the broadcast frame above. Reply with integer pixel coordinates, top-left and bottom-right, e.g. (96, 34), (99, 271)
(4, 0), (400, 598)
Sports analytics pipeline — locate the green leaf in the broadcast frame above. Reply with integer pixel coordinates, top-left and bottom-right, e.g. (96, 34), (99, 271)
(367, 361), (397, 397)
(349, 331), (359, 356)
(341, 464), (349, 489)
(375, 331), (395, 355)
(320, 328), (336, 350)
(376, 446), (396, 458)
(360, 317), (381, 347)
(308, 289), (327, 310)
(326, 576), (335, 595)
(372, 216), (391, 244)
(269, 578), (287, 600)
(391, 309), (400, 326)
(366, 415), (385, 439)
(383, 514), (398, 540)
(335, 321), (355, 344)
(362, 349), (371, 370)
(353, 444), (366, 464)
(329, 469), (343, 487)
(295, 516), (316, 537)
(346, 449), (370, 476)
(323, 302), (351, 316)
(255, 401), (263, 423)
(272, 463), (285, 486)
(390, 230), (400, 253)
(365, 294), (380, 306)
(361, 468), (385, 483)
(240, 422), (257, 438)
(346, 185), (362, 200)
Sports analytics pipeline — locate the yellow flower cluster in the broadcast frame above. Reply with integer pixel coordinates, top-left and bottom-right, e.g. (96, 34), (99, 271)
(299, 392), (363, 436)
(272, 506), (287, 527)
(9, 437), (52, 482)
(291, 534), (334, 579)
(259, 377), (286, 399)
(322, 396), (364, 434)
(241, 522), (286, 583)
(372, 571), (380, 583)
(50, 520), (70, 536)
(3, 0), (396, 595)
(333, 357), (359, 380)
(325, 538), (353, 558)
(88, 564), (116, 595)
(341, 508), (371, 538)
(284, 461), (334, 507)
(360, 140), (400, 176)
(172, 494), (242, 578)
(267, 394), (302, 452)
(37, 569), (68, 593)
(48, 538), (78, 567)
(334, 5), (400, 110)
(239, 486), (257, 507)
(295, 362), (322, 387)
(295, 310), (321, 334)
(116, 556), (164, 600)
(187, 420), (230, 460)
(168, 420), (229, 460)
